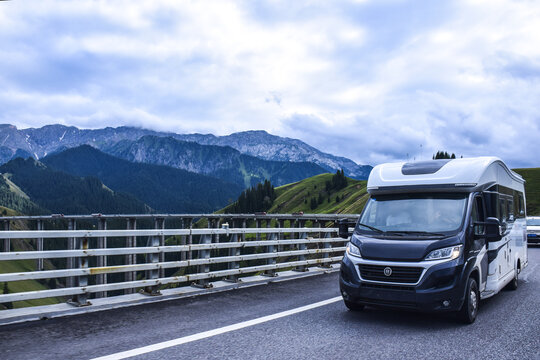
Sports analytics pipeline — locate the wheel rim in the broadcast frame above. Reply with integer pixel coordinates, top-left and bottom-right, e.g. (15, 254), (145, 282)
(470, 289), (478, 317)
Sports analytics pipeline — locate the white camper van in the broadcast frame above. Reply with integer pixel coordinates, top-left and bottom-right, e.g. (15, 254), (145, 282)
(339, 157), (528, 323)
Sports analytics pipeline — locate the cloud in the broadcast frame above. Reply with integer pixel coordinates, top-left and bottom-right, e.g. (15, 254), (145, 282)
(0, 0), (539, 168)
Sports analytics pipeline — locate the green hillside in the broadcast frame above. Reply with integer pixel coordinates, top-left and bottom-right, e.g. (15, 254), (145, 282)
(513, 167), (540, 216)
(0, 175), (45, 215)
(269, 173), (368, 214)
(221, 173), (369, 215)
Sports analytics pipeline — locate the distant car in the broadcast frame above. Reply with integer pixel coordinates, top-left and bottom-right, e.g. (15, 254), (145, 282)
(526, 216), (540, 245)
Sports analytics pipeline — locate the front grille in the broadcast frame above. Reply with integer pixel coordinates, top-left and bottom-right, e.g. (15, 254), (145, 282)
(359, 264), (423, 284)
(361, 282), (415, 292)
(357, 297), (417, 308)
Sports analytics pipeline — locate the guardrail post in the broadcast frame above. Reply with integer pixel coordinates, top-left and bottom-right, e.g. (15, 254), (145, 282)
(143, 217), (163, 296)
(187, 217), (193, 260)
(125, 218), (136, 294)
(158, 217), (165, 279)
(241, 218), (247, 243)
(180, 217), (187, 261)
(36, 220), (43, 271)
(226, 221), (240, 282)
(295, 220), (308, 272)
(195, 219), (212, 288)
(321, 231), (332, 268)
(96, 218), (107, 298)
(69, 231), (90, 306)
(278, 219), (284, 253)
(2, 220), (10, 253)
(66, 219), (76, 288)
(264, 219), (277, 277)
(255, 219), (261, 241)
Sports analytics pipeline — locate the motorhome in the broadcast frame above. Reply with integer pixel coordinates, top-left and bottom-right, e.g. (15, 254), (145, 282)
(339, 157), (528, 323)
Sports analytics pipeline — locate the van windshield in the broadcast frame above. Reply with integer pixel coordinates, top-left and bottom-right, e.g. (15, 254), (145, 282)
(357, 193), (468, 236)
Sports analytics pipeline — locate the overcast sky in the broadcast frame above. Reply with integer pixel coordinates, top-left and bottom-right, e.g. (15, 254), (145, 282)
(1, 0), (539, 168)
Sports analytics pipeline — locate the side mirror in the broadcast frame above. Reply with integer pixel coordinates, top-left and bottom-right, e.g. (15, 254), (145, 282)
(338, 219), (356, 239)
(338, 218), (353, 239)
(484, 217), (502, 242)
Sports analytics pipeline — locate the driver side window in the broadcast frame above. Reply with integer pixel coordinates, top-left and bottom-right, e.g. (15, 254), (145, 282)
(472, 196), (485, 236)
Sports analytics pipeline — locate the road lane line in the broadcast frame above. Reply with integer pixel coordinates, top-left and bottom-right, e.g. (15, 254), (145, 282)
(91, 296), (343, 360)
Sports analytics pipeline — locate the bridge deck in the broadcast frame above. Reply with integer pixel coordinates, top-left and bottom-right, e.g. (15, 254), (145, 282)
(3, 248), (540, 360)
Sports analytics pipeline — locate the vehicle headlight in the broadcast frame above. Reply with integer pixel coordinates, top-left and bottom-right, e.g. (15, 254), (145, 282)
(424, 245), (462, 261)
(346, 242), (362, 258)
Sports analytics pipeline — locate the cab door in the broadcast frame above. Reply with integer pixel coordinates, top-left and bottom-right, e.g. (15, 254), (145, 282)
(471, 194), (488, 291)
(499, 195), (514, 278)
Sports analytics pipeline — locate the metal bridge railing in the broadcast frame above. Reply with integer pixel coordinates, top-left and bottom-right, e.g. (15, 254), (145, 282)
(0, 214), (357, 310)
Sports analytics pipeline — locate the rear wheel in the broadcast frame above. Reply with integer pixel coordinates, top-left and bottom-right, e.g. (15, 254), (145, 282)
(344, 299), (365, 311)
(457, 277), (479, 324)
(506, 267), (519, 290)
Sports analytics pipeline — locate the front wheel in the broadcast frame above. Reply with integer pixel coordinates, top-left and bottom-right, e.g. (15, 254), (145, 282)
(457, 277), (479, 324)
(344, 299), (365, 311)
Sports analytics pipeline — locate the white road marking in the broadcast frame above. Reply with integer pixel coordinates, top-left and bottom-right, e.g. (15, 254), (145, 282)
(91, 296), (343, 360)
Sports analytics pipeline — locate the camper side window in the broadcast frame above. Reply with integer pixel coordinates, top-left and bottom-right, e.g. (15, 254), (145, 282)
(518, 193), (525, 217)
(507, 198), (514, 222)
(499, 198), (507, 223)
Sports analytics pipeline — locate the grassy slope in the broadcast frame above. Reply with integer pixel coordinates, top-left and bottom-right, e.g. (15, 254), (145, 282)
(219, 173), (368, 216)
(269, 173), (368, 214)
(513, 168), (540, 216)
(3, 175), (30, 199)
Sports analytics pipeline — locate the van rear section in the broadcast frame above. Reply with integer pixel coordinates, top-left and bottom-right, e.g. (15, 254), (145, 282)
(339, 157), (527, 324)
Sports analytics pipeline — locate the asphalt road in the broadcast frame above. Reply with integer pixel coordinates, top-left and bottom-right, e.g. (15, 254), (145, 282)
(3, 248), (540, 360)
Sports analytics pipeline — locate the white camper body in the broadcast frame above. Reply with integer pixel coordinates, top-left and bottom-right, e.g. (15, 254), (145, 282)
(340, 156), (528, 323)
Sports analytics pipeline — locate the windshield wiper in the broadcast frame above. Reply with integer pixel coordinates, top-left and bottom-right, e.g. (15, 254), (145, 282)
(387, 231), (446, 237)
(356, 222), (385, 233)
(355, 223), (404, 235)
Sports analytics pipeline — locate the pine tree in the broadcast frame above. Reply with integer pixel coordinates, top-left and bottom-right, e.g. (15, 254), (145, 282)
(231, 180), (276, 213)
(433, 150), (459, 160)
(310, 197), (318, 210)
(330, 169), (347, 191)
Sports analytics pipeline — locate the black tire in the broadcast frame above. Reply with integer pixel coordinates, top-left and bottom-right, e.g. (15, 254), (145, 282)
(457, 277), (479, 324)
(344, 299), (365, 311)
(506, 268), (519, 291)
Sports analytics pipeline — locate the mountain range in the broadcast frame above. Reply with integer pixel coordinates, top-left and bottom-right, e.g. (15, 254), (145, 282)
(43, 145), (243, 212)
(105, 135), (326, 188)
(0, 123), (373, 215)
(0, 124), (372, 179)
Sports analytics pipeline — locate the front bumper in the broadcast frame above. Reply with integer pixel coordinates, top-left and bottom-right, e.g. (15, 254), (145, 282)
(339, 253), (466, 312)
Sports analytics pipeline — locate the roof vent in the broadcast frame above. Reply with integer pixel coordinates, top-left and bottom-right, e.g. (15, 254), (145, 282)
(401, 160), (451, 175)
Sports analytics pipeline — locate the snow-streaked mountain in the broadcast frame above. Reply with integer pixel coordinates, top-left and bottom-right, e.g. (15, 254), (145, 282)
(0, 124), (371, 179)
(176, 130), (371, 179)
